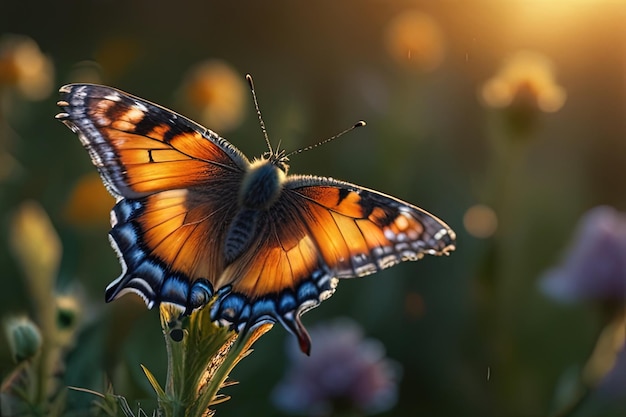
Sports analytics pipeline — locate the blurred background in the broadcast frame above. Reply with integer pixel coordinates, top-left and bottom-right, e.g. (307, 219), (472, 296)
(1, 1), (625, 416)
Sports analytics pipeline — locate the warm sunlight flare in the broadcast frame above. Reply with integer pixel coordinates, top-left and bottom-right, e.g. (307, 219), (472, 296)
(511, 0), (620, 34)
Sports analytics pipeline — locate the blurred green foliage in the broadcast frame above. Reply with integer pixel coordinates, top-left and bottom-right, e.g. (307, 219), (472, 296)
(1, 1), (625, 416)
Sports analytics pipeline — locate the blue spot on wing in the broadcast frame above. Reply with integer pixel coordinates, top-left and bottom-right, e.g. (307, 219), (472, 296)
(276, 293), (297, 315)
(296, 281), (320, 303)
(211, 263), (335, 355)
(160, 275), (190, 303)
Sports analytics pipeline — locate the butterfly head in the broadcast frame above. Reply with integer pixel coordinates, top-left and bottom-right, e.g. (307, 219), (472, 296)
(240, 153), (288, 210)
(263, 148), (290, 174)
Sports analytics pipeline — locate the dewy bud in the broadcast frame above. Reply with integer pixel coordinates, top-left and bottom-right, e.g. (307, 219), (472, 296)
(4, 316), (42, 363)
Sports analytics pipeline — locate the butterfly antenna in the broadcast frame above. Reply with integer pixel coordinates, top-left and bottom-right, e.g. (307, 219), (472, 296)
(285, 120), (366, 158)
(246, 74), (274, 155)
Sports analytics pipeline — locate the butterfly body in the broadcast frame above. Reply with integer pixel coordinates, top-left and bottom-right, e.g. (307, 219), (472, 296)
(239, 158), (287, 209)
(57, 83), (455, 354)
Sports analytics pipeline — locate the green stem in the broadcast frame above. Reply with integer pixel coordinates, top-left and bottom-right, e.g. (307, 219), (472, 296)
(189, 331), (251, 416)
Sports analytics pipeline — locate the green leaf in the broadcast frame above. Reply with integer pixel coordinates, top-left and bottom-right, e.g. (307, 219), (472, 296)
(141, 364), (166, 399)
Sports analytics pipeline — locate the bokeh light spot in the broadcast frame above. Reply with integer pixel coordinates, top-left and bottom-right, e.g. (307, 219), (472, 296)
(385, 11), (445, 72)
(463, 204), (498, 238)
(178, 60), (246, 133)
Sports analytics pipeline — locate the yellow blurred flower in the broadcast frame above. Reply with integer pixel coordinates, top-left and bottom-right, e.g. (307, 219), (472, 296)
(178, 60), (246, 133)
(63, 172), (115, 228)
(54, 293), (83, 347)
(10, 200), (61, 292)
(55, 294), (82, 331)
(385, 11), (445, 72)
(9, 201), (62, 395)
(463, 204), (498, 238)
(481, 51), (566, 113)
(0, 34), (54, 100)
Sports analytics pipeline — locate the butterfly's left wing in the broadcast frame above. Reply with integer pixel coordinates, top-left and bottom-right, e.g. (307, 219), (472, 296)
(56, 84), (249, 311)
(212, 175), (456, 354)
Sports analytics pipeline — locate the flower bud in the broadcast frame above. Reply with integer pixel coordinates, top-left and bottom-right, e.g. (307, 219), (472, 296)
(4, 316), (42, 363)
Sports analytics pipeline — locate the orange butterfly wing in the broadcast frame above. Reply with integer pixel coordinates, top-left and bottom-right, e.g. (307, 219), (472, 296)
(212, 176), (455, 353)
(57, 84), (247, 309)
(57, 84), (248, 198)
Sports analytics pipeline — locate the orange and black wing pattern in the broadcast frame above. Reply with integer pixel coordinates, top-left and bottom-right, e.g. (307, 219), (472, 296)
(211, 175), (455, 353)
(58, 83), (456, 354)
(56, 84), (249, 199)
(56, 84), (246, 310)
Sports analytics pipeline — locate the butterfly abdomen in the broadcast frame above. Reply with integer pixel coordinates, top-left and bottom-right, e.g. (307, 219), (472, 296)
(224, 208), (259, 264)
(224, 159), (286, 264)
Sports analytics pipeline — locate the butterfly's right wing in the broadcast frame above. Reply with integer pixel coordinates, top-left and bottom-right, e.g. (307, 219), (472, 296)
(212, 175), (456, 353)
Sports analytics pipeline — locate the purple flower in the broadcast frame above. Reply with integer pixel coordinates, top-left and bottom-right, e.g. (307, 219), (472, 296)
(540, 206), (626, 303)
(272, 318), (401, 416)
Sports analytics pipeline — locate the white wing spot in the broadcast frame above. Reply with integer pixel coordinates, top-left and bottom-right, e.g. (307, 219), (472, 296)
(434, 229), (449, 241)
(104, 93), (121, 102)
(133, 101), (149, 112)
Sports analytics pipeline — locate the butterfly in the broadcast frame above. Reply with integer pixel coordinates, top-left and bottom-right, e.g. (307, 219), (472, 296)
(56, 81), (456, 354)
